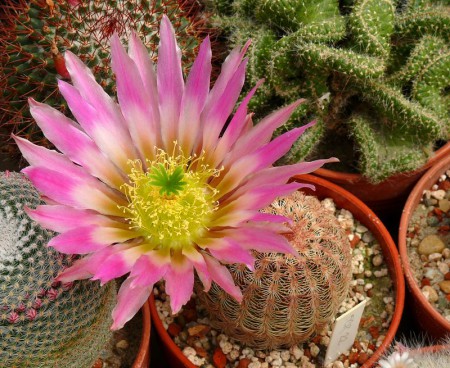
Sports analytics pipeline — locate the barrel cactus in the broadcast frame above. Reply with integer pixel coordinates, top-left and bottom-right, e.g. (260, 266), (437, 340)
(0, 0), (211, 156)
(198, 191), (352, 349)
(208, 0), (450, 182)
(0, 171), (116, 368)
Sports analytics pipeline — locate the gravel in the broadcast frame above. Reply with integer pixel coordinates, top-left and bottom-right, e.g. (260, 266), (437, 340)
(406, 170), (450, 322)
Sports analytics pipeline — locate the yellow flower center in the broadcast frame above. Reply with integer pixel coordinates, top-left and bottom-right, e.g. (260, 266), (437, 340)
(121, 148), (221, 251)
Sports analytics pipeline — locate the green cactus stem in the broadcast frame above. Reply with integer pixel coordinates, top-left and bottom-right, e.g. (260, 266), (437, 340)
(208, 0), (450, 183)
(0, 171), (117, 368)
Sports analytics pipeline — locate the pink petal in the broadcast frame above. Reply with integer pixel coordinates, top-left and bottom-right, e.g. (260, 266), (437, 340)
(24, 102), (125, 189)
(22, 166), (127, 217)
(225, 102), (308, 165)
(56, 247), (118, 282)
(111, 277), (152, 330)
(157, 15), (184, 150)
(203, 253), (243, 302)
(178, 36), (211, 153)
(250, 213), (293, 224)
(213, 127), (307, 196)
(207, 238), (255, 270)
(244, 157), (338, 191)
(223, 182), (306, 211)
(164, 253), (194, 314)
(202, 40), (251, 119)
(48, 225), (136, 254)
(212, 80), (264, 166)
(183, 246), (212, 292)
(228, 226), (298, 256)
(129, 249), (170, 288)
(92, 245), (144, 284)
(128, 30), (161, 140)
(201, 59), (247, 155)
(25, 205), (117, 232)
(60, 56), (137, 169)
(111, 33), (159, 160)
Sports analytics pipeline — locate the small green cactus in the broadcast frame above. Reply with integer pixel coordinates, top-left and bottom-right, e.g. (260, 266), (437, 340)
(198, 191), (352, 349)
(208, 0), (450, 182)
(0, 0), (211, 157)
(0, 171), (116, 368)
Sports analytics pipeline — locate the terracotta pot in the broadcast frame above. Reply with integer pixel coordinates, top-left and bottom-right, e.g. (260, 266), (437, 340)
(132, 301), (152, 368)
(398, 152), (450, 340)
(314, 141), (450, 215)
(150, 174), (405, 368)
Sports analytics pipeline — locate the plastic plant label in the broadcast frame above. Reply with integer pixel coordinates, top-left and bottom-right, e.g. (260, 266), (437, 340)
(324, 299), (367, 365)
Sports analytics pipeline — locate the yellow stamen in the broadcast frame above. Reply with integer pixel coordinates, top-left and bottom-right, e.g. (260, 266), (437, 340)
(119, 146), (221, 251)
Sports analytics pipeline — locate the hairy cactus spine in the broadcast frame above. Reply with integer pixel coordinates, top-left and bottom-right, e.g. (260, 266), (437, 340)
(0, 171), (116, 368)
(198, 191), (352, 349)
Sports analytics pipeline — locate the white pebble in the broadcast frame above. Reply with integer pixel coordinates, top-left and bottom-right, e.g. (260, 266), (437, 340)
(431, 190), (446, 200)
(280, 350), (290, 362)
(182, 346), (196, 357)
(429, 253), (443, 262)
(249, 362), (262, 368)
(362, 232), (374, 243)
(372, 254), (383, 267)
(438, 262), (449, 275)
(291, 345), (303, 360)
(310, 343), (320, 357)
(356, 224), (368, 233)
(364, 283), (373, 291)
(271, 357), (283, 366)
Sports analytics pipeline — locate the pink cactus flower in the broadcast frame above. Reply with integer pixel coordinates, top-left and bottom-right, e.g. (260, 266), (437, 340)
(16, 15), (336, 330)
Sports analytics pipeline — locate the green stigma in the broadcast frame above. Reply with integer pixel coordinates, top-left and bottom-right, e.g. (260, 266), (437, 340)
(120, 148), (221, 251)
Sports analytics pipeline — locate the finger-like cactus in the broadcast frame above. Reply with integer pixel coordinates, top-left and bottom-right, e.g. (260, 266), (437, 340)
(208, 0), (450, 182)
(0, 171), (116, 368)
(198, 191), (352, 349)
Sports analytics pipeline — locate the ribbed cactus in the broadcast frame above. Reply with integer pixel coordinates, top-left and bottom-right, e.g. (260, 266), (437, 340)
(0, 171), (116, 368)
(208, 0), (450, 182)
(0, 0), (210, 156)
(198, 191), (352, 349)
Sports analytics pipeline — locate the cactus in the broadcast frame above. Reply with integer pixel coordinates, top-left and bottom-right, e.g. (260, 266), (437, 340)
(198, 191), (352, 349)
(0, 171), (116, 368)
(208, 0), (450, 182)
(0, 0), (211, 157)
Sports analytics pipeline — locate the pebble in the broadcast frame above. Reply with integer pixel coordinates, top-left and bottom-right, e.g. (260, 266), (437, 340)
(422, 285), (439, 302)
(443, 248), (450, 259)
(439, 199), (450, 212)
(429, 252), (443, 262)
(417, 235), (446, 255)
(115, 340), (128, 350)
(439, 280), (450, 294)
(372, 254), (383, 267)
(438, 262), (449, 275)
(431, 190), (446, 200)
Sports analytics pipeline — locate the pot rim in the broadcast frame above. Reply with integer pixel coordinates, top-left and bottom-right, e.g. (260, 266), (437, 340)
(398, 152), (450, 333)
(132, 300), (152, 368)
(150, 174), (405, 368)
(315, 141), (450, 183)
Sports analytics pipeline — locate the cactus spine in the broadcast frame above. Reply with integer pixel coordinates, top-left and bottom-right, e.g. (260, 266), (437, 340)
(209, 0), (450, 182)
(0, 0), (211, 157)
(0, 171), (116, 368)
(198, 191), (352, 349)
